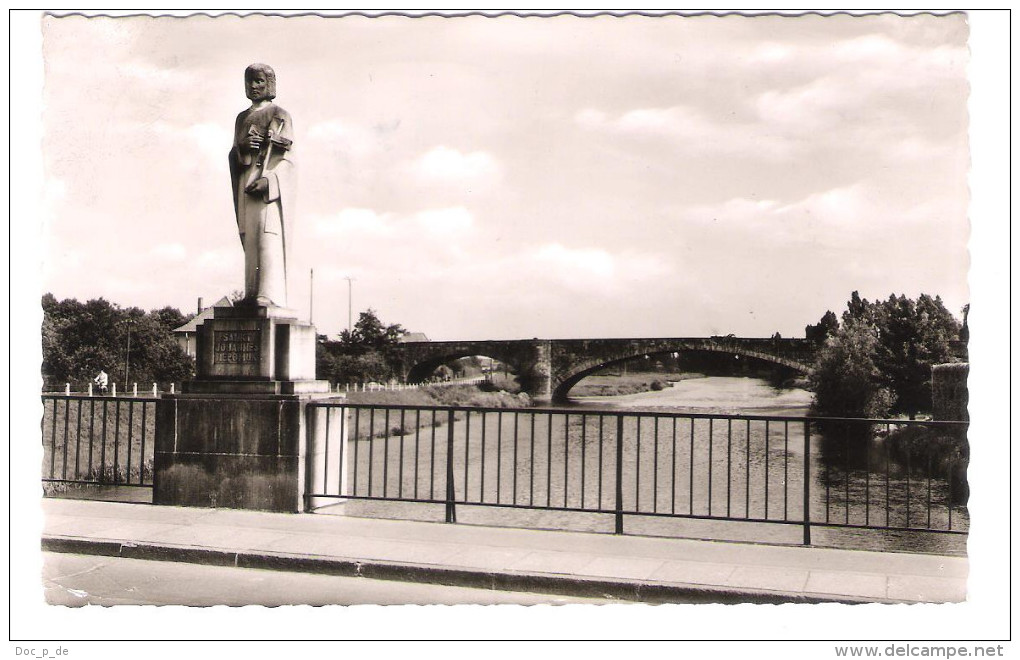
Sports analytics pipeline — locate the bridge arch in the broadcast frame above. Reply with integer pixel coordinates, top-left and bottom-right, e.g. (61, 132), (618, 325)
(551, 340), (813, 402)
(399, 340), (548, 388)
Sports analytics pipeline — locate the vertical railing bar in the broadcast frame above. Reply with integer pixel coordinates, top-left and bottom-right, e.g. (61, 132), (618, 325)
(398, 409), (405, 499)
(338, 405), (345, 496)
(947, 456), (953, 530)
(614, 415), (624, 534)
(825, 421), (830, 524)
(764, 419), (769, 520)
(803, 421), (812, 546)
(905, 437), (912, 528)
(580, 414), (587, 510)
(652, 416), (659, 514)
(783, 420), (789, 521)
(481, 411), (487, 505)
(727, 419), (732, 518)
(414, 409), (420, 500)
(48, 399), (57, 479)
(529, 413), (536, 507)
(368, 408), (375, 497)
(865, 420), (871, 526)
(671, 417), (677, 516)
(635, 416), (642, 512)
(126, 399), (134, 485)
(464, 411), (471, 503)
(88, 398), (96, 479)
(323, 406), (331, 494)
(563, 413), (570, 509)
(139, 400), (148, 485)
(689, 417), (695, 516)
(598, 415), (604, 509)
(445, 409), (456, 523)
(99, 400), (108, 484)
(885, 423), (891, 528)
(708, 418), (714, 516)
(112, 400), (121, 484)
(546, 414), (553, 508)
(383, 408), (390, 498)
(353, 407), (361, 497)
(745, 419), (750, 518)
(74, 399), (83, 479)
(61, 398), (71, 480)
(496, 411), (503, 505)
(513, 412), (520, 505)
(430, 409), (437, 500)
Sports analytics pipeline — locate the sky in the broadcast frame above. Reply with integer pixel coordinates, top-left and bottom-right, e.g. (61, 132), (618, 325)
(36, 12), (972, 341)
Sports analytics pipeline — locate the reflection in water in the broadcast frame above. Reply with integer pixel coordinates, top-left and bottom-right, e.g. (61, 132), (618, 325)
(328, 376), (967, 555)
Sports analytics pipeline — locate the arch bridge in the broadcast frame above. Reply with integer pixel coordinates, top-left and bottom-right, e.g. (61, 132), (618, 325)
(397, 337), (821, 403)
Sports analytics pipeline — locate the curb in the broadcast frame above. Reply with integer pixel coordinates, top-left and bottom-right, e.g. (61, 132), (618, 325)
(42, 535), (877, 604)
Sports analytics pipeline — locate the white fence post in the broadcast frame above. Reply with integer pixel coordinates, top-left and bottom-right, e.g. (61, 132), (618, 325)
(65, 383), (70, 395)
(88, 383), (93, 396)
(111, 383), (117, 397)
(152, 383), (158, 396)
(133, 383), (138, 397)
(170, 383), (176, 394)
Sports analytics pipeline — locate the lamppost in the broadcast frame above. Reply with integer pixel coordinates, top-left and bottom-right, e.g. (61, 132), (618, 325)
(123, 319), (134, 391)
(344, 275), (356, 334)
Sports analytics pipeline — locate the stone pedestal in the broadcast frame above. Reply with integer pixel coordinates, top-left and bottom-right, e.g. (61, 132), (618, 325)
(153, 301), (339, 511)
(183, 302), (328, 394)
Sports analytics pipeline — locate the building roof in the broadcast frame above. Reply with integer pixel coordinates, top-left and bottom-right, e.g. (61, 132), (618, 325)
(398, 332), (430, 343)
(173, 296), (233, 333)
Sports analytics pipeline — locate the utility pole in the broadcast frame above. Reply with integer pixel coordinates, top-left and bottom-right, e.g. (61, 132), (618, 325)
(344, 276), (356, 334)
(124, 320), (132, 390)
(309, 268), (314, 324)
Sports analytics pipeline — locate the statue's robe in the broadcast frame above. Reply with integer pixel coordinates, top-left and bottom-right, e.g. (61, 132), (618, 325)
(228, 103), (296, 307)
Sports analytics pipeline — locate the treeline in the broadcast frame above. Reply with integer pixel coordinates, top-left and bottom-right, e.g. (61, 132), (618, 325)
(806, 292), (965, 419)
(315, 309), (407, 384)
(42, 294), (195, 389)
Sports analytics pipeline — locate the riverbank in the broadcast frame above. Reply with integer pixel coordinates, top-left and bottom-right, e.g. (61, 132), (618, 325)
(347, 382), (530, 408)
(569, 372), (705, 398)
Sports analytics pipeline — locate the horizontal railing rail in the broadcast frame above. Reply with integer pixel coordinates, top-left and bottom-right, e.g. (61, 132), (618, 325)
(306, 402), (969, 545)
(41, 394), (156, 491)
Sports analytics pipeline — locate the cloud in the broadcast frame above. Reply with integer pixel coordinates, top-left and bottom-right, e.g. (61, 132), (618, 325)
(575, 104), (795, 160)
(410, 146), (501, 186)
(307, 119), (380, 158)
(314, 208), (394, 237)
(413, 207), (473, 234)
(150, 243), (187, 261)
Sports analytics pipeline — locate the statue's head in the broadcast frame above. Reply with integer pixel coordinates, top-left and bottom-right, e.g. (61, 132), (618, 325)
(244, 63), (277, 102)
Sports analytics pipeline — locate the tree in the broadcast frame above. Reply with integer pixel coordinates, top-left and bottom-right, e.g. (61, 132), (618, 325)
(872, 294), (960, 418)
(805, 310), (839, 342)
(809, 317), (893, 418)
(808, 292), (963, 418)
(316, 309), (407, 383)
(41, 294), (195, 388)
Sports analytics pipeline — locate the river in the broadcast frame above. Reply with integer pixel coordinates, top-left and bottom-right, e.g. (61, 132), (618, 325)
(327, 376), (967, 556)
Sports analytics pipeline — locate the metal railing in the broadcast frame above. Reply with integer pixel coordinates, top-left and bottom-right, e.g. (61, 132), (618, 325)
(41, 394), (157, 490)
(305, 403), (969, 544)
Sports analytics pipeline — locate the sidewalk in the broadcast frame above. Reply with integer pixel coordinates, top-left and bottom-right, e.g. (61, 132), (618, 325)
(40, 498), (967, 604)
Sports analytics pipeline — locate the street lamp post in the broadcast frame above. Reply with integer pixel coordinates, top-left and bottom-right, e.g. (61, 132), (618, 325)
(124, 320), (133, 391)
(344, 276), (356, 334)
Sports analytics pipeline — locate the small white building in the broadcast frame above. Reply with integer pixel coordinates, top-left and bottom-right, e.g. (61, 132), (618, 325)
(173, 296), (233, 358)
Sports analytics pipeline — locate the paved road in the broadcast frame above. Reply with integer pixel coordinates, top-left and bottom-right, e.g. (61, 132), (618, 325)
(42, 553), (614, 606)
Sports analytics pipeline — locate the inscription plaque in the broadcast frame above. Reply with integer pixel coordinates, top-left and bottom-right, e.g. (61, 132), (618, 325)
(214, 329), (261, 364)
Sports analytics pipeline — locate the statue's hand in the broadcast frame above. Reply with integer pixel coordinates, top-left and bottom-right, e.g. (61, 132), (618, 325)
(246, 133), (264, 152)
(245, 178), (270, 196)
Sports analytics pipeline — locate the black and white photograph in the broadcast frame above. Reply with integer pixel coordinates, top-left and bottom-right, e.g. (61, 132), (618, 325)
(9, 7), (1011, 652)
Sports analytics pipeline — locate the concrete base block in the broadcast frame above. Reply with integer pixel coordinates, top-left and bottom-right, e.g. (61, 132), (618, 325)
(153, 393), (344, 512)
